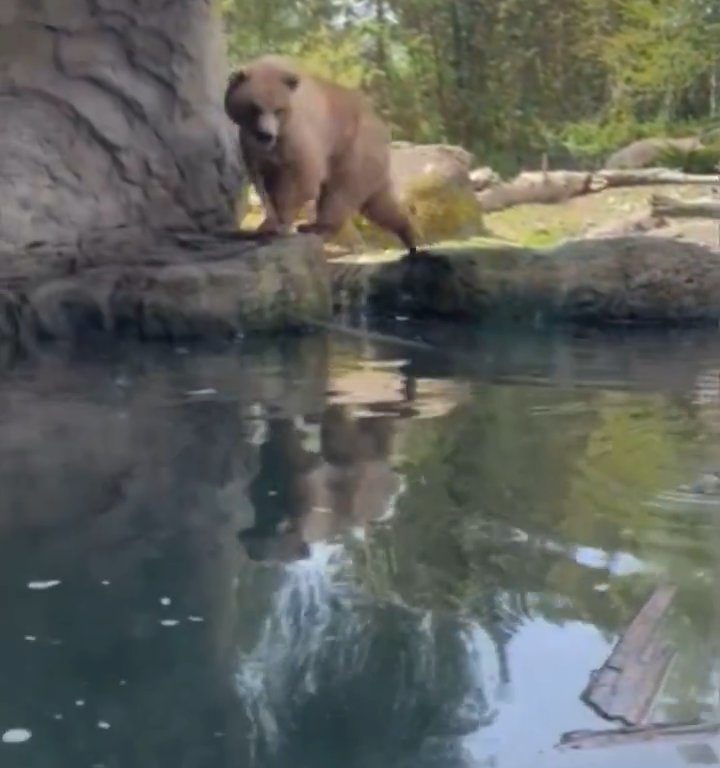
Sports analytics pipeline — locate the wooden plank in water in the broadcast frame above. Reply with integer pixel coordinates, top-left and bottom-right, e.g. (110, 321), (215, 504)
(558, 721), (720, 751)
(581, 584), (677, 726)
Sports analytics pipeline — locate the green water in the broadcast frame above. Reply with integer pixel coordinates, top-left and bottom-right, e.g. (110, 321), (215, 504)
(0, 326), (719, 767)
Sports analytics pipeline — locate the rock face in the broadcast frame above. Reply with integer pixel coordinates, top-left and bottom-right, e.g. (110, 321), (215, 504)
(0, 233), (331, 343)
(390, 143), (475, 195)
(330, 237), (720, 325)
(384, 143), (484, 245)
(0, 0), (243, 253)
(604, 137), (702, 170)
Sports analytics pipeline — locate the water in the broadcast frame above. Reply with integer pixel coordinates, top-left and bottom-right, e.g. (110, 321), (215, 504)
(1, 326), (720, 767)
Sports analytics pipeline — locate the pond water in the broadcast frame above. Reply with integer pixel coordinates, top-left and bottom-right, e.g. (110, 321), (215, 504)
(1, 324), (720, 768)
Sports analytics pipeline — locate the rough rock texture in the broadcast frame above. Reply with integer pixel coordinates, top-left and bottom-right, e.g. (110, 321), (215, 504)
(330, 237), (720, 325)
(604, 137), (703, 170)
(390, 143), (475, 194)
(0, 233), (331, 342)
(0, 0), (243, 252)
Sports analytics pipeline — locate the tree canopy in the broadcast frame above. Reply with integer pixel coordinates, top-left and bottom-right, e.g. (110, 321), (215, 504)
(221, 0), (720, 173)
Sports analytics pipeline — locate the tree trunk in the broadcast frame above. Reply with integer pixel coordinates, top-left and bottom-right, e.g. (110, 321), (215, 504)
(597, 169), (719, 187)
(0, 0), (244, 254)
(650, 194), (720, 220)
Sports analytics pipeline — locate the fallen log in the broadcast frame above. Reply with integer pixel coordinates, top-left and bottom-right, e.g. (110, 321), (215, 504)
(559, 721), (720, 751)
(469, 166), (501, 192)
(597, 168), (719, 187)
(476, 167), (719, 214)
(581, 584), (677, 726)
(651, 194), (720, 220)
(477, 171), (606, 212)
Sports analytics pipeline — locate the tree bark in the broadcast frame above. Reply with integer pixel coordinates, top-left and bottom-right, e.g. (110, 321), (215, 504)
(0, 0), (244, 255)
(650, 195), (720, 219)
(597, 168), (719, 187)
(476, 171), (606, 212)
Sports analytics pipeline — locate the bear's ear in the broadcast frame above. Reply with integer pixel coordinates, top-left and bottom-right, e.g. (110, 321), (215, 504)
(224, 69), (248, 118)
(283, 73), (300, 91)
(227, 69), (248, 91)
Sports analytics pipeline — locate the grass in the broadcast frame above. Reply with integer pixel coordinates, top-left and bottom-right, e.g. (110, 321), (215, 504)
(239, 182), (712, 257)
(484, 184), (706, 248)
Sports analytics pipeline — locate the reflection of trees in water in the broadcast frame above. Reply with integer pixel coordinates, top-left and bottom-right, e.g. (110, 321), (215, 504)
(235, 552), (492, 768)
(235, 406), (491, 767)
(235, 381), (720, 758)
(352, 384), (719, 717)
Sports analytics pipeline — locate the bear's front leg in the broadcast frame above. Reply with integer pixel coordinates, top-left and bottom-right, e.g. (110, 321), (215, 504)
(270, 171), (320, 233)
(251, 175), (286, 236)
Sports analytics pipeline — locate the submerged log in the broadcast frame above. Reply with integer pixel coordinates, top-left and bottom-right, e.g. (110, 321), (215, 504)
(581, 585), (677, 726)
(559, 721), (720, 751)
(651, 195), (720, 220)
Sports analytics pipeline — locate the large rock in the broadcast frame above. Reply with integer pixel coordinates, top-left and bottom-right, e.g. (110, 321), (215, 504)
(384, 143), (484, 245)
(330, 236), (720, 325)
(0, 0), (243, 253)
(604, 137), (703, 170)
(0, 233), (331, 342)
(390, 143), (475, 194)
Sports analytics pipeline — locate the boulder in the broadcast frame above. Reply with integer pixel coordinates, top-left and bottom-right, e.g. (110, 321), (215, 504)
(390, 143), (475, 195)
(604, 137), (703, 170)
(0, 233), (331, 343)
(384, 143), (484, 245)
(330, 236), (720, 325)
(0, 0), (243, 254)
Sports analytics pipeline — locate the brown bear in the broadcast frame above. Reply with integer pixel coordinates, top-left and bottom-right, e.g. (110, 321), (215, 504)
(224, 55), (416, 254)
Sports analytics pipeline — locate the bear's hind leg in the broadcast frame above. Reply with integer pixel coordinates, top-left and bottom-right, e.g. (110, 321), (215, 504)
(361, 187), (416, 254)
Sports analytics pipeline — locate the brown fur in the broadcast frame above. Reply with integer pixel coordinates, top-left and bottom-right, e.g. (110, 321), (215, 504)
(224, 55), (416, 253)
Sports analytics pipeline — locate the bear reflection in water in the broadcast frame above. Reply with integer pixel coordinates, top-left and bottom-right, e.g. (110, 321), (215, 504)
(239, 404), (401, 563)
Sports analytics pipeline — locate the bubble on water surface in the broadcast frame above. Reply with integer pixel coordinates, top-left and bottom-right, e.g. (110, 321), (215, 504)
(27, 580), (61, 591)
(2, 729), (31, 744)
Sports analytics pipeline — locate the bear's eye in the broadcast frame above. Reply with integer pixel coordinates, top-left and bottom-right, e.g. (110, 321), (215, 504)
(275, 108), (287, 118)
(240, 103), (260, 122)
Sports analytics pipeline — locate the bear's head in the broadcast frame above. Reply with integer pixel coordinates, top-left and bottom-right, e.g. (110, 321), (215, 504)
(224, 56), (300, 151)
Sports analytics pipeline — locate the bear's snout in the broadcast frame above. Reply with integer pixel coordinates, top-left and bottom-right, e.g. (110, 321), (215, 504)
(254, 128), (276, 145)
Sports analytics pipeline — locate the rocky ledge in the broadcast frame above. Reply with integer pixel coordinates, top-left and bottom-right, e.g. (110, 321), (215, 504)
(3, 233), (720, 347)
(331, 236), (720, 326)
(0, 231), (331, 344)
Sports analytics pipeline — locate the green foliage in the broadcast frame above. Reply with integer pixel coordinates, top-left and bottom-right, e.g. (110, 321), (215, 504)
(221, 0), (720, 173)
(292, 28), (367, 88)
(559, 118), (674, 160)
(657, 144), (720, 174)
(582, 0), (719, 118)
